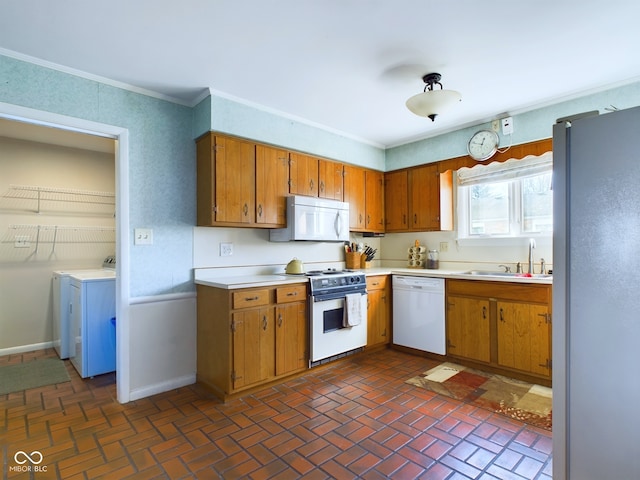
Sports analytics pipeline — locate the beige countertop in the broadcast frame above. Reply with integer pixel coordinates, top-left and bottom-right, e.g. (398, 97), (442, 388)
(195, 274), (308, 289)
(364, 267), (553, 284)
(195, 267), (552, 289)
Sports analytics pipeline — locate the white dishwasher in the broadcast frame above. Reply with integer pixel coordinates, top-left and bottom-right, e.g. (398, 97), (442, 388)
(392, 275), (446, 355)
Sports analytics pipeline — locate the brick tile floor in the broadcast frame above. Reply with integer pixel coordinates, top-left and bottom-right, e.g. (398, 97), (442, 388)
(1, 348), (552, 479)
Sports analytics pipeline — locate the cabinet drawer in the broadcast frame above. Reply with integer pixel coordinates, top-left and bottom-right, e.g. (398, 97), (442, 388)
(276, 284), (307, 303)
(232, 289), (270, 309)
(366, 275), (388, 290)
(447, 279), (550, 304)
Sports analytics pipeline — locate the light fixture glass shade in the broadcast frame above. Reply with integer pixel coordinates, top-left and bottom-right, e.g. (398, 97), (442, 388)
(406, 89), (462, 121)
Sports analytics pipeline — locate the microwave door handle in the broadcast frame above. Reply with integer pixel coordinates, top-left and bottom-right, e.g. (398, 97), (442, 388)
(334, 212), (342, 238)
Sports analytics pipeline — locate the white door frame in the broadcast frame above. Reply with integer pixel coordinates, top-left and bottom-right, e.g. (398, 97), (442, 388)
(0, 102), (131, 403)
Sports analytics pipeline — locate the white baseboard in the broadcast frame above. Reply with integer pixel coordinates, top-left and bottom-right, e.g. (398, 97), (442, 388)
(128, 373), (196, 401)
(0, 341), (54, 357)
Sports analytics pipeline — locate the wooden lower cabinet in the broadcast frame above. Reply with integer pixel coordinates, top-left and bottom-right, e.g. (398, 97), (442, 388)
(197, 282), (308, 400)
(232, 307), (274, 390)
(496, 300), (551, 376)
(446, 279), (552, 383)
(275, 301), (308, 376)
(446, 296), (491, 363)
(366, 275), (391, 348)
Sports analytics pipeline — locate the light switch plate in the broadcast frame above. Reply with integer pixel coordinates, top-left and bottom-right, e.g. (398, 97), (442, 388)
(134, 228), (153, 245)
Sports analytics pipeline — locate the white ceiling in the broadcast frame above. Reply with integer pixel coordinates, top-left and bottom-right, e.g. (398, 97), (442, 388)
(1, 0), (639, 148)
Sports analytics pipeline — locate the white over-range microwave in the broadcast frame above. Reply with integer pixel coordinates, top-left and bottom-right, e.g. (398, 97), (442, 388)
(269, 195), (350, 242)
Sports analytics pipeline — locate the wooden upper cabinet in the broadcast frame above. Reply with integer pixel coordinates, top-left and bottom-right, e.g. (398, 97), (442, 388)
(289, 152), (319, 197)
(196, 133), (255, 226)
(365, 170), (384, 233)
(343, 164), (366, 231)
(384, 170), (409, 231)
(409, 164), (435, 230)
(385, 164), (453, 232)
(318, 159), (344, 201)
(256, 145), (289, 227)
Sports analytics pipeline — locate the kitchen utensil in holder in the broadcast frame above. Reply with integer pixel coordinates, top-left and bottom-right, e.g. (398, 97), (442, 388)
(346, 252), (363, 269)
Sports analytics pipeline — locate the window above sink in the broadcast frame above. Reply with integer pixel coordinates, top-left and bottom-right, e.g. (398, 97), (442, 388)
(457, 153), (553, 242)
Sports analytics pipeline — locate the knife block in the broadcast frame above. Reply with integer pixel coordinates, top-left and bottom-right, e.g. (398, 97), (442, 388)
(345, 252), (363, 269)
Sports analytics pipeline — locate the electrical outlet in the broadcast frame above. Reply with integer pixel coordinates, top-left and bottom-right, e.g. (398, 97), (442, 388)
(439, 241), (449, 253)
(220, 242), (233, 257)
(14, 235), (31, 248)
(501, 116), (514, 135)
(134, 228), (153, 245)
(491, 120), (500, 132)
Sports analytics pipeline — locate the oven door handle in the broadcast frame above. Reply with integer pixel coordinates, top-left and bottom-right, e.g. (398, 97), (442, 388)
(311, 291), (366, 302)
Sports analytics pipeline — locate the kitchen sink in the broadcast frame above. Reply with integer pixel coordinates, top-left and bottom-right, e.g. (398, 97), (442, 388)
(464, 270), (552, 279)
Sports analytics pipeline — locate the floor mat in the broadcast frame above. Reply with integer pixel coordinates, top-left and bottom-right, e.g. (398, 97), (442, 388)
(406, 362), (552, 430)
(0, 358), (70, 395)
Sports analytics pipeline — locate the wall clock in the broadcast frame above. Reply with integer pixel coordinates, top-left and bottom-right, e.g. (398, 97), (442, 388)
(467, 129), (500, 161)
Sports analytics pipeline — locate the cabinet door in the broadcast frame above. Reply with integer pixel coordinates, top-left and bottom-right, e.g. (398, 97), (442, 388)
(408, 164), (437, 230)
(447, 296), (491, 363)
(365, 169), (385, 233)
(366, 287), (390, 347)
(275, 302), (308, 376)
(232, 307), (275, 390)
(289, 152), (318, 197)
(343, 164), (366, 230)
(384, 170), (409, 231)
(497, 301), (551, 376)
(256, 145), (289, 226)
(318, 159), (344, 201)
(214, 136), (256, 224)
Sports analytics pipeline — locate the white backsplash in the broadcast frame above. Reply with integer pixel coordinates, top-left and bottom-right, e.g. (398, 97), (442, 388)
(193, 227), (552, 276)
(379, 231), (553, 273)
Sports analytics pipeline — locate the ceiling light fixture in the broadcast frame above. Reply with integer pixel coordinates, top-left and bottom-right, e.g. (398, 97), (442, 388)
(406, 73), (461, 121)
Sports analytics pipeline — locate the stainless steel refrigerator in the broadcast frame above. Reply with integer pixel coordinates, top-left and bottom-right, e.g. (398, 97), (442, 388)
(553, 106), (640, 479)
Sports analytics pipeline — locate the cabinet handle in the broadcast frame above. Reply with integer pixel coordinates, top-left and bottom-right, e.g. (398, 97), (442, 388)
(243, 203), (248, 216)
(320, 181), (325, 192)
(367, 214), (371, 225)
(286, 292), (298, 296)
(278, 314), (283, 327)
(359, 213), (363, 224)
(263, 315), (268, 330)
(245, 296), (259, 301)
(310, 179), (314, 191)
(482, 306), (487, 319)
(414, 213), (417, 224)
(499, 308), (505, 322)
(258, 204), (263, 217)
(372, 282), (379, 286)
(403, 214), (406, 225)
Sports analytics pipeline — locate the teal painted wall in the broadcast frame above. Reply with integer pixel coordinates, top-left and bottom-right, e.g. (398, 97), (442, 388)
(194, 94), (386, 170)
(0, 54), (195, 297)
(386, 81), (640, 171)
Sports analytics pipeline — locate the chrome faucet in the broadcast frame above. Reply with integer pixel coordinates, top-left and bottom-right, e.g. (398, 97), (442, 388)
(528, 238), (536, 274)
